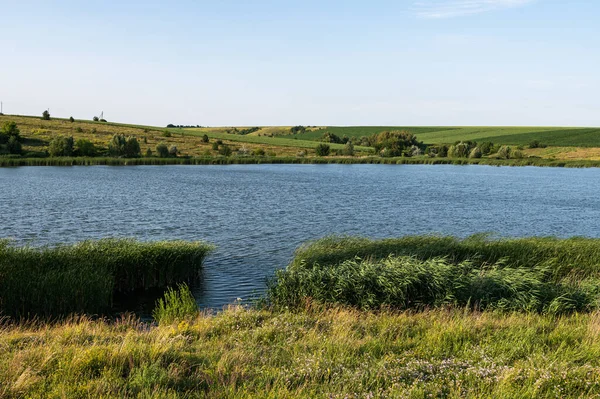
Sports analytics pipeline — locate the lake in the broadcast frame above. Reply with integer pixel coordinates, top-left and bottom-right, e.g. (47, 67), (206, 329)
(2, 164), (600, 309)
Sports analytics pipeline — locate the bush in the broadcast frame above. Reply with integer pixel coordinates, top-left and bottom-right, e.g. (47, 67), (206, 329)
(99, 119), (107, 123)
(0, 121), (19, 143)
(469, 147), (482, 159)
(211, 142), (219, 151)
(342, 141), (355, 156)
(162, 131), (172, 138)
(42, 110), (50, 120)
(156, 143), (169, 158)
(321, 132), (342, 143)
(75, 139), (96, 157)
(168, 145), (178, 157)
(296, 150), (306, 158)
(152, 284), (199, 325)
(48, 136), (74, 157)
(219, 145), (232, 156)
(315, 143), (331, 156)
(480, 142), (494, 155)
(529, 140), (547, 149)
(448, 142), (471, 158)
(253, 148), (265, 156)
(93, 116), (99, 122)
(496, 145), (511, 159)
(108, 134), (141, 158)
(69, 116), (75, 123)
(145, 148), (153, 157)
(75, 127), (83, 133)
(370, 131), (423, 157)
(6, 136), (21, 154)
(215, 139), (223, 145)
(201, 134), (209, 143)
(290, 126), (307, 134)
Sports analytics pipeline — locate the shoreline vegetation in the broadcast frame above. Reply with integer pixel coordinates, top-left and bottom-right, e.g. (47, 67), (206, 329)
(3, 155), (600, 168)
(2, 114), (600, 168)
(2, 236), (600, 396)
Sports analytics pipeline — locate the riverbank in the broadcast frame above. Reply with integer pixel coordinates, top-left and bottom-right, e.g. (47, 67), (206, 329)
(3, 155), (600, 168)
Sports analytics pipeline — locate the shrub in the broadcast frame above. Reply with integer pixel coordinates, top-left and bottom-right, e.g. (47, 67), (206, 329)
(512, 150), (524, 159)
(370, 131), (423, 157)
(342, 141), (355, 156)
(145, 148), (153, 157)
(201, 134), (209, 143)
(219, 145), (232, 156)
(91, 128), (97, 134)
(237, 145), (250, 156)
(469, 147), (482, 159)
(496, 145), (511, 159)
(215, 139), (223, 145)
(321, 132), (342, 143)
(168, 146), (178, 157)
(75, 139), (96, 157)
(253, 148), (265, 156)
(42, 110), (50, 120)
(69, 116), (75, 122)
(315, 143), (331, 156)
(0, 121), (19, 143)
(99, 119), (107, 123)
(296, 150), (306, 158)
(448, 142), (470, 158)
(152, 283), (199, 325)
(6, 136), (22, 154)
(108, 134), (141, 158)
(48, 136), (74, 157)
(529, 140), (547, 149)
(211, 142), (219, 150)
(156, 143), (169, 158)
(162, 131), (172, 138)
(480, 142), (494, 155)
(290, 126), (307, 134)
(75, 127), (84, 133)
(93, 116), (99, 122)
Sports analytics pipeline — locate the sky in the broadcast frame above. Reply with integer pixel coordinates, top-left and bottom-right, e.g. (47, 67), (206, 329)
(1, 0), (598, 127)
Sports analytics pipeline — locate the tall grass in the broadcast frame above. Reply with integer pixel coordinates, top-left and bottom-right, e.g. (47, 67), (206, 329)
(264, 235), (600, 313)
(267, 256), (596, 314)
(0, 239), (213, 318)
(3, 155), (600, 167)
(152, 283), (199, 325)
(2, 307), (600, 398)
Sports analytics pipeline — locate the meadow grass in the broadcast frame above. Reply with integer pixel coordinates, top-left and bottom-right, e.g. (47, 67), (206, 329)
(0, 239), (213, 318)
(1, 306), (600, 398)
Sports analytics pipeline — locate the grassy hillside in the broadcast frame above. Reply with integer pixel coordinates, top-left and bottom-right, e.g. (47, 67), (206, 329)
(288, 126), (600, 147)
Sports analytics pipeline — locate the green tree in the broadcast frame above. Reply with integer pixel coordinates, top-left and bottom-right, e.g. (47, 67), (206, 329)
(371, 131), (423, 157)
(93, 116), (99, 122)
(469, 147), (483, 159)
(0, 121), (20, 143)
(342, 141), (355, 156)
(108, 134), (141, 158)
(42, 110), (50, 120)
(156, 143), (169, 158)
(168, 146), (178, 157)
(315, 143), (331, 156)
(75, 139), (96, 157)
(218, 145), (232, 156)
(201, 134), (209, 143)
(48, 136), (74, 157)
(69, 116), (75, 123)
(6, 136), (22, 154)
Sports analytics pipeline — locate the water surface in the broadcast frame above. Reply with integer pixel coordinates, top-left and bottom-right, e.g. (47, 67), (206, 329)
(2, 164), (600, 308)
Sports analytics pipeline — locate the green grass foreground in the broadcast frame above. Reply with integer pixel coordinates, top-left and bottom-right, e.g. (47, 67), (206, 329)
(3, 156), (600, 168)
(2, 307), (600, 398)
(0, 239), (213, 318)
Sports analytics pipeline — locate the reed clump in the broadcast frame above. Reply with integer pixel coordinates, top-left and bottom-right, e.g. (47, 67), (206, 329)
(266, 235), (600, 313)
(0, 239), (213, 318)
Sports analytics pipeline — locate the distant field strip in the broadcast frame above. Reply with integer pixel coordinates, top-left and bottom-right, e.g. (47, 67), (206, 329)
(184, 128), (371, 151)
(291, 126), (600, 147)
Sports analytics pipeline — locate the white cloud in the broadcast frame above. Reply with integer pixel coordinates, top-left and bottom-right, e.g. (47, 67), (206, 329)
(414, 0), (536, 19)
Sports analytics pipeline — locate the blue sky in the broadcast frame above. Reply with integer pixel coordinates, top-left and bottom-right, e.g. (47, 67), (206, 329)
(1, 0), (598, 126)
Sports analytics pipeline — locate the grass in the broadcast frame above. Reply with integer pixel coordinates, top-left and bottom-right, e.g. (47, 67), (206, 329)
(3, 236), (600, 396)
(0, 239), (213, 318)
(2, 307), (600, 397)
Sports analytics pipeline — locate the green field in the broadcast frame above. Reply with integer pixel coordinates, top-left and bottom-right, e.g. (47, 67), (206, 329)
(289, 126), (600, 147)
(182, 128), (371, 152)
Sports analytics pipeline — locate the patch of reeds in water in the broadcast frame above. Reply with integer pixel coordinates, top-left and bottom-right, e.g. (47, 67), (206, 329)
(266, 235), (600, 313)
(0, 239), (213, 318)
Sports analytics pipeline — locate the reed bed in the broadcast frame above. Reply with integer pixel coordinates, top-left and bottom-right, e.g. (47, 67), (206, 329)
(2, 156), (600, 168)
(0, 239), (213, 318)
(266, 236), (600, 313)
